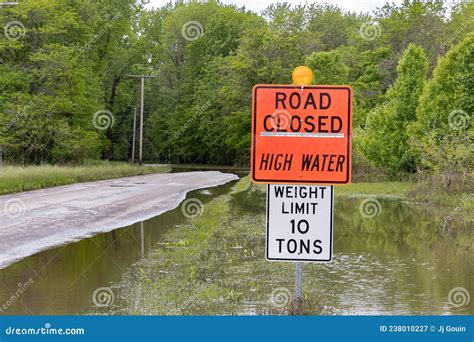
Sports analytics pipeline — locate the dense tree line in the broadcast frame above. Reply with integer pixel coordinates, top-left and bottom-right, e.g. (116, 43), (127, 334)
(0, 0), (472, 183)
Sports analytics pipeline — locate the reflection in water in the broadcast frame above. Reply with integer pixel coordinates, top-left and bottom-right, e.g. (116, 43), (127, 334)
(141, 222), (145, 259)
(0, 180), (472, 315)
(314, 197), (473, 315)
(0, 181), (236, 315)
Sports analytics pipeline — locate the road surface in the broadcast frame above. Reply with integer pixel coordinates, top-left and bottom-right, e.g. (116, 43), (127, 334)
(0, 171), (238, 269)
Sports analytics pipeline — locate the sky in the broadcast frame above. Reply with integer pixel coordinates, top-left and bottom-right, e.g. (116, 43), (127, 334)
(145, 0), (404, 14)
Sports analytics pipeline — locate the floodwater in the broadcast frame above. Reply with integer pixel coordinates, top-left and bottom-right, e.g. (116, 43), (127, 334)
(0, 170), (472, 315)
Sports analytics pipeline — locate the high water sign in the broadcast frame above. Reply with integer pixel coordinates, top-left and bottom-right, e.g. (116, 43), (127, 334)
(251, 85), (352, 184)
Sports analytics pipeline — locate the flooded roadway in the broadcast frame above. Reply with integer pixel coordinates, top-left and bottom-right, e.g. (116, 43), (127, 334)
(0, 170), (472, 315)
(0, 179), (239, 314)
(0, 171), (237, 269)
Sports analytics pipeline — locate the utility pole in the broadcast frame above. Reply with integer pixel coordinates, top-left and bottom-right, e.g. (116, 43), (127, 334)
(127, 74), (157, 164)
(131, 107), (137, 163)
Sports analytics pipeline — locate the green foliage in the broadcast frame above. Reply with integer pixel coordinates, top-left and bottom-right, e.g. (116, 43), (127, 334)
(411, 34), (473, 138)
(350, 47), (393, 126)
(305, 50), (349, 84)
(0, 0), (141, 163)
(445, 1), (474, 51)
(361, 44), (428, 173)
(0, 0), (471, 180)
(409, 34), (473, 190)
(0, 162), (170, 195)
(375, 0), (446, 70)
(306, 3), (360, 51)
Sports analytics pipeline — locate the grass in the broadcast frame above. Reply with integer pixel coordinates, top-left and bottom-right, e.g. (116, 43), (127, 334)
(337, 181), (472, 216)
(334, 181), (415, 198)
(0, 162), (171, 195)
(117, 177), (333, 316)
(248, 178), (416, 199)
(245, 177), (470, 208)
(113, 176), (471, 315)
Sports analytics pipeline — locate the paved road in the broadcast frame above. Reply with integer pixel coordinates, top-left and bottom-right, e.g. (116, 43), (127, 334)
(0, 171), (238, 269)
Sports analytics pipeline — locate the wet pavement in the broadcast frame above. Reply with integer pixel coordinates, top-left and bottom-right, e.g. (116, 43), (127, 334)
(0, 171), (238, 269)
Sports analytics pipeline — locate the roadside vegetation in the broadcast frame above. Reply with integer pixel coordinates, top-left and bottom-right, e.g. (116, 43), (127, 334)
(117, 177), (332, 315)
(249, 176), (472, 220)
(0, 0), (471, 202)
(0, 162), (170, 195)
(114, 176), (471, 315)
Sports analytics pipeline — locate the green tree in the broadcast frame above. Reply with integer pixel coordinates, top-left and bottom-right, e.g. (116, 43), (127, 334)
(444, 1), (474, 52)
(0, 0), (104, 163)
(306, 3), (359, 51)
(361, 44), (428, 173)
(145, 1), (260, 164)
(0, 0), (467, 169)
(0, 0), (140, 163)
(409, 34), (473, 190)
(350, 47), (393, 127)
(305, 49), (349, 84)
(376, 0), (446, 71)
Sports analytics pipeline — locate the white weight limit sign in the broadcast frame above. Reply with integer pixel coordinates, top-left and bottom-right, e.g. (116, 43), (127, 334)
(266, 184), (334, 262)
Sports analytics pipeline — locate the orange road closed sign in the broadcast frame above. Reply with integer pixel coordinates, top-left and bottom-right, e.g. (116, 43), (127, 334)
(251, 85), (352, 184)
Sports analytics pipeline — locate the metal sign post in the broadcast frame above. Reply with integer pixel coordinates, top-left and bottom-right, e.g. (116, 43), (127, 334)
(266, 183), (334, 313)
(295, 262), (302, 306)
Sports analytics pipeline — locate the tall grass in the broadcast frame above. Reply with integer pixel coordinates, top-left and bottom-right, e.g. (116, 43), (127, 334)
(0, 162), (170, 195)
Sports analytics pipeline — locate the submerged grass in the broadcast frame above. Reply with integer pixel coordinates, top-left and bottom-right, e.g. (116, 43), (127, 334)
(247, 177), (415, 199)
(249, 176), (470, 210)
(112, 176), (471, 315)
(335, 181), (414, 198)
(0, 162), (171, 195)
(117, 177), (333, 315)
